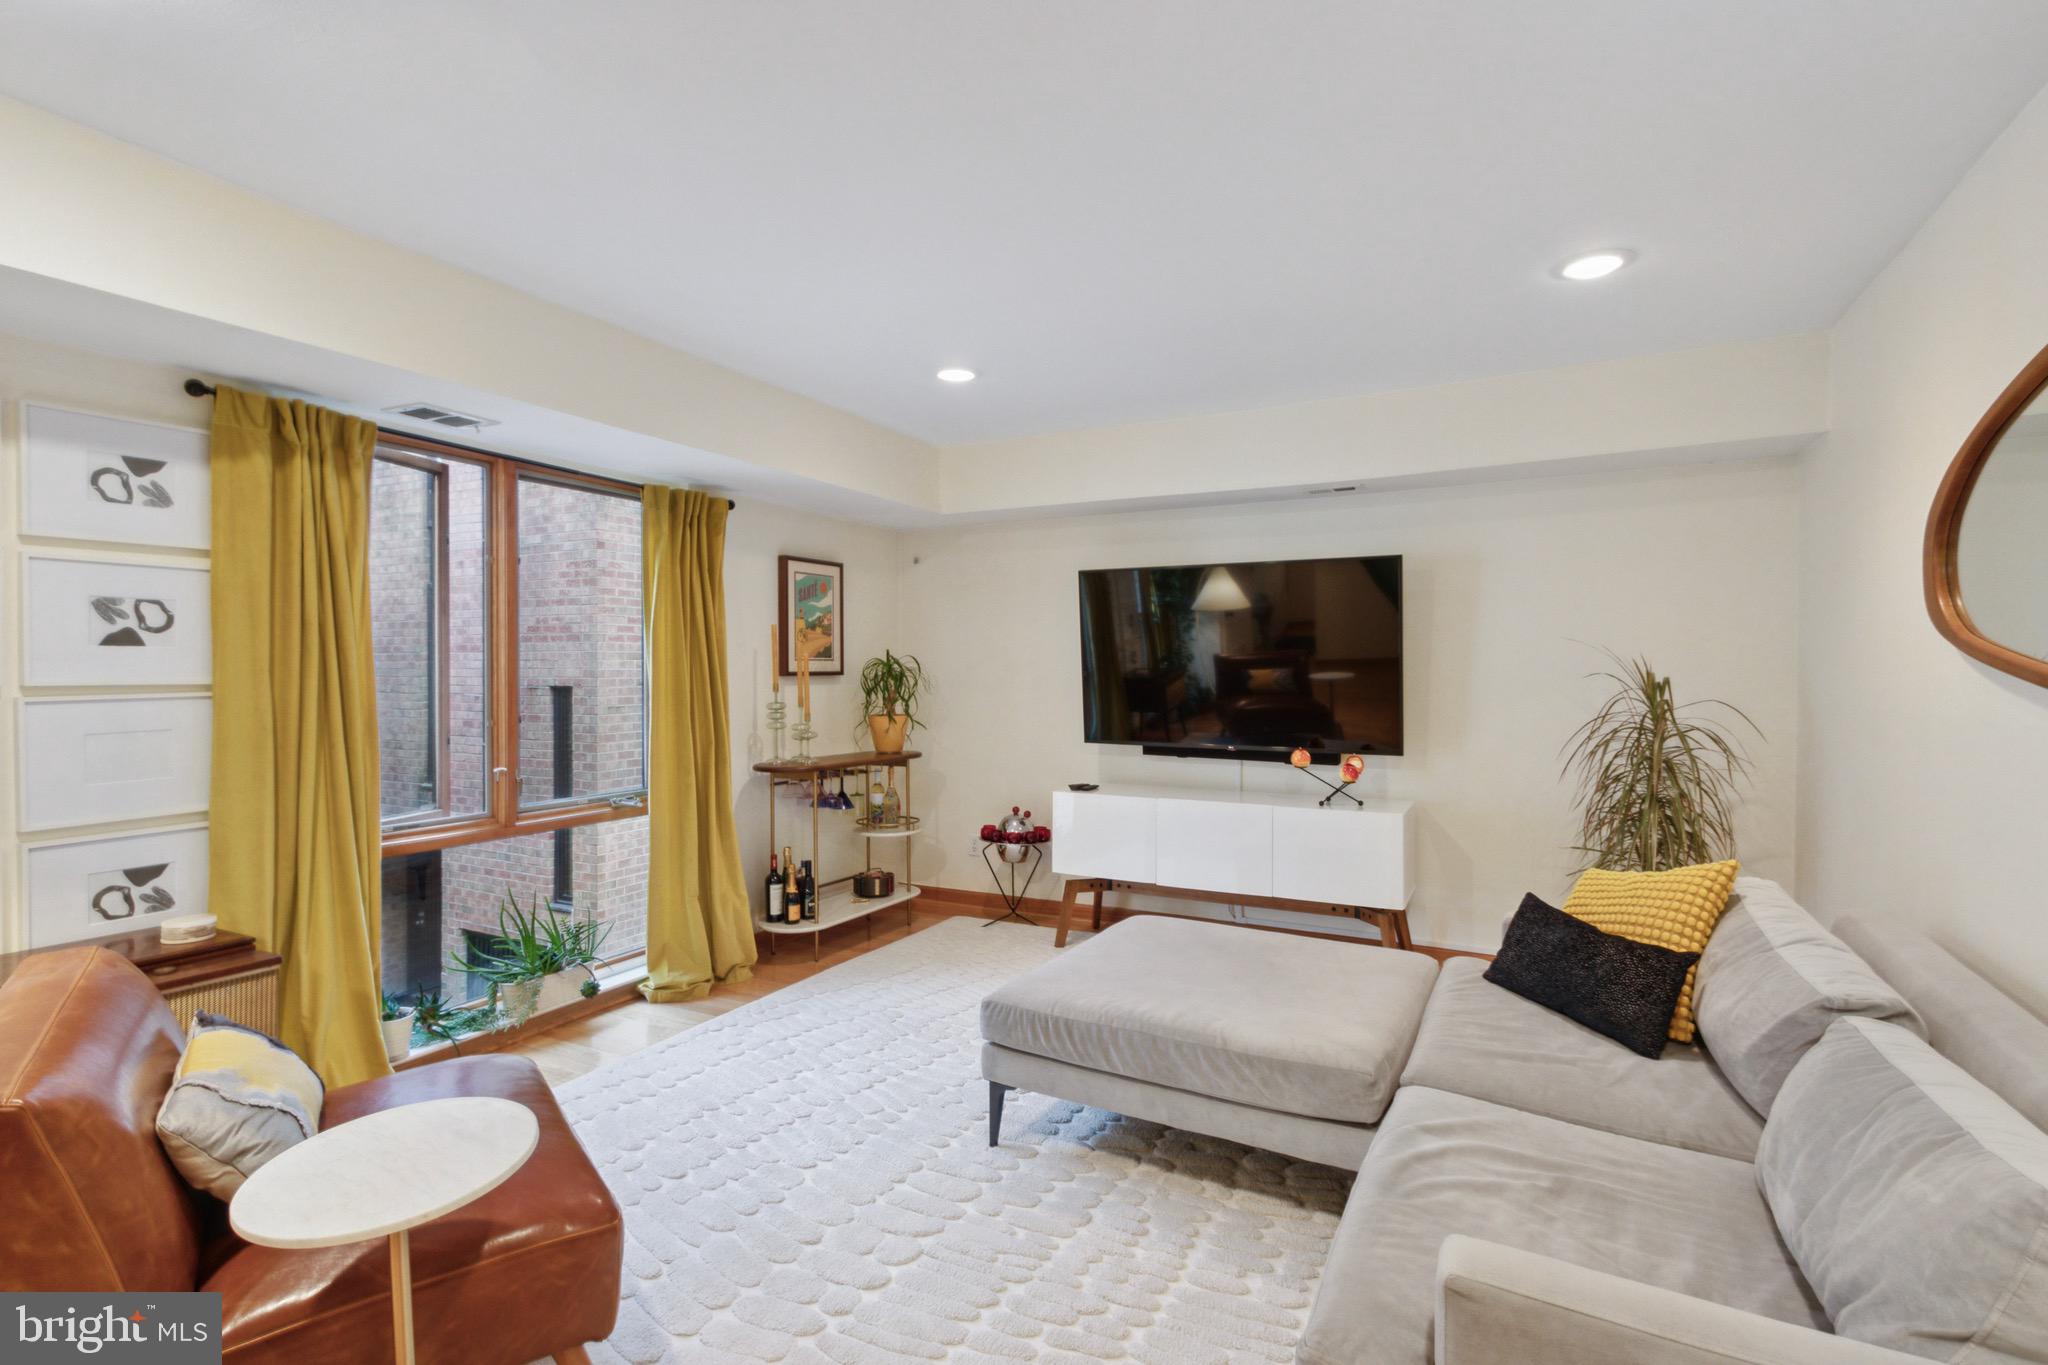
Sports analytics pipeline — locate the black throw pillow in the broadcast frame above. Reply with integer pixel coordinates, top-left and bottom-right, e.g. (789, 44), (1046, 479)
(1484, 893), (1701, 1058)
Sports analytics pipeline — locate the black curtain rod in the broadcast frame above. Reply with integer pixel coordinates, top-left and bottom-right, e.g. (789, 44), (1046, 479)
(184, 379), (735, 509)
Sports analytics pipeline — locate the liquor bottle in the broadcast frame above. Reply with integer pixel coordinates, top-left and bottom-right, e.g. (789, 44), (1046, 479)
(868, 780), (886, 825)
(881, 778), (901, 828)
(765, 853), (784, 923)
(799, 859), (818, 921)
(782, 845), (798, 919)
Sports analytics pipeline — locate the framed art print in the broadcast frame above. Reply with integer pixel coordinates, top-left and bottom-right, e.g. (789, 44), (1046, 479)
(23, 824), (209, 948)
(20, 403), (211, 550)
(21, 552), (212, 686)
(18, 695), (212, 831)
(778, 555), (844, 676)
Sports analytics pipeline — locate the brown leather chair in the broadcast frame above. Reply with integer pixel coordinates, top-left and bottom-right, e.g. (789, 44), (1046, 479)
(0, 946), (621, 1364)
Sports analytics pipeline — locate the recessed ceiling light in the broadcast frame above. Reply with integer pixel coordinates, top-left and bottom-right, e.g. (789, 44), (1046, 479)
(936, 367), (977, 383)
(1555, 250), (1635, 281)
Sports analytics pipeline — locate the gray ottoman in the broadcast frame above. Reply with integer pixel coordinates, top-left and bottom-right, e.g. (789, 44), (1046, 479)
(981, 915), (1439, 1170)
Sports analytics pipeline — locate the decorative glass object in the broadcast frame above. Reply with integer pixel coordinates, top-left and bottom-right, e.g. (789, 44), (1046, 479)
(881, 778), (902, 828)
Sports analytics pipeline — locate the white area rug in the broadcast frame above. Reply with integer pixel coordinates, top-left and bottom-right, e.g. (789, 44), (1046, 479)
(556, 918), (1350, 1363)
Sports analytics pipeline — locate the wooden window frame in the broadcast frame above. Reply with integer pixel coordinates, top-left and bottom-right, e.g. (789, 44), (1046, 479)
(374, 448), (454, 821)
(375, 431), (647, 858)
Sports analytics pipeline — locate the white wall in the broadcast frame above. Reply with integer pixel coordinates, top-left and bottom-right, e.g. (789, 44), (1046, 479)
(939, 332), (1827, 516)
(1798, 82), (2048, 1015)
(719, 505), (902, 919)
(899, 458), (1802, 950)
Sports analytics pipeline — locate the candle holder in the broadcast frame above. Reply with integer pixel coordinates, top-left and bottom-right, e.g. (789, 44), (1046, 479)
(765, 696), (787, 761)
(790, 717), (815, 761)
(1288, 749), (1367, 807)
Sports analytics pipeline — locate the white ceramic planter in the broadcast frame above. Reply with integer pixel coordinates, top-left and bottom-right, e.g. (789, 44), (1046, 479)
(498, 967), (597, 1028)
(380, 1009), (414, 1064)
(535, 966), (597, 1014)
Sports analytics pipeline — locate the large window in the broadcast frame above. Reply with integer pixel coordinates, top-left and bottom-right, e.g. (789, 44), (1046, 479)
(369, 434), (647, 1006)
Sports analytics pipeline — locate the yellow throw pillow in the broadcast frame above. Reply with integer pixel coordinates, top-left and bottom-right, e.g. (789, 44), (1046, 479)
(155, 1013), (324, 1199)
(1562, 861), (1740, 1043)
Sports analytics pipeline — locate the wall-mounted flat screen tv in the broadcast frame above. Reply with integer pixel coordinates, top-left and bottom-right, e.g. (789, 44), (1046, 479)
(1078, 556), (1403, 761)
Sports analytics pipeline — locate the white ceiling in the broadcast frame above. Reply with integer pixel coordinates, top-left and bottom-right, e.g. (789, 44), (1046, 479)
(2, 2), (2047, 446)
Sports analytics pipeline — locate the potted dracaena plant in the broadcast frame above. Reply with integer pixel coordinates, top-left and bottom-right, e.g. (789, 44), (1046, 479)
(1561, 651), (1761, 872)
(447, 889), (612, 1029)
(856, 649), (931, 754)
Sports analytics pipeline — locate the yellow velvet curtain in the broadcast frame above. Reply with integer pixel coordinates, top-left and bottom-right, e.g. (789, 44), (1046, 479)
(640, 486), (757, 1002)
(208, 387), (390, 1087)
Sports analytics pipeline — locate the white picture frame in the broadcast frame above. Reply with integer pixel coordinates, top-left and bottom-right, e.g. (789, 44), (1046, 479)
(22, 824), (209, 948)
(21, 403), (211, 550)
(20, 552), (212, 686)
(18, 695), (212, 832)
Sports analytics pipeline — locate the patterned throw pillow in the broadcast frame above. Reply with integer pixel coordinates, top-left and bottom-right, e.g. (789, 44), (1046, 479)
(1563, 861), (1740, 1043)
(155, 1013), (323, 1199)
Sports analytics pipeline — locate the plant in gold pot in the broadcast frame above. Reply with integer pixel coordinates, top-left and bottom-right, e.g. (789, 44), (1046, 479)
(856, 650), (929, 754)
(1562, 652), (1760, 871)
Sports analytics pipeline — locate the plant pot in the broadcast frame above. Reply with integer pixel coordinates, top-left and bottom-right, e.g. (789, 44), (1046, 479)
(868, 714), (911, 754)
(496, 978), (543, 1028)
(535, 966), (597, 1014)
(380, 1009), (414, 1064)
(496, 967), (596, 1029)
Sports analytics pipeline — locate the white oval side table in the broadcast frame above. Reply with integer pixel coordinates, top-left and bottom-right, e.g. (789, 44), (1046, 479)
(230, 1096), (539, 1365)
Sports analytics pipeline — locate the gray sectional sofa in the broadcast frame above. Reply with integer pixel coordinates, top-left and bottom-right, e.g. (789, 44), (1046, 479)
(981, 878), (2048, 1364)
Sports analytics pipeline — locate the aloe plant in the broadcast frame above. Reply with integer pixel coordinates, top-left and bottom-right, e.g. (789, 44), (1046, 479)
(1562, 653), (1759, 872)
(448, 888), (612, 987)
(408, 989), (499, 1047)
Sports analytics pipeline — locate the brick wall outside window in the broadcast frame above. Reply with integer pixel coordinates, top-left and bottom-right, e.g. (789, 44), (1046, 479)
(371, 458), (649, 1002)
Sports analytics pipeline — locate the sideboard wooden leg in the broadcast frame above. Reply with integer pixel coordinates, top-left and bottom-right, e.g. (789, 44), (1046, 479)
(1091, 884), (1105, 931)
(1055, 883), (1078, 947)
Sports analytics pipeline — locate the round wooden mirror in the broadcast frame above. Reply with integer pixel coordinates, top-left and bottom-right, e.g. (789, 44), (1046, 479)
(1925, 341), (2048, 687)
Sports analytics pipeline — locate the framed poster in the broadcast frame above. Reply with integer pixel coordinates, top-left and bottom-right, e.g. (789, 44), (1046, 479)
(778, 555), (844, 677)
(22, 824), (209, 948)
(20, 403), (211, 550)
(21, 552), (212, 686)
(18, 695), (212, 832)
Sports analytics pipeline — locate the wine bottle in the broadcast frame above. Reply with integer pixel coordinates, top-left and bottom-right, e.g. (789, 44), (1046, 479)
(765, 853), (784, 923)
(881, 778), (901, 828)
(782, 845), (798, 920)
(800, 859), (818, 921)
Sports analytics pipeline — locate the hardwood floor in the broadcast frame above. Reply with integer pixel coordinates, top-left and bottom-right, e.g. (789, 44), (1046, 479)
(503, 900), (981, 1085)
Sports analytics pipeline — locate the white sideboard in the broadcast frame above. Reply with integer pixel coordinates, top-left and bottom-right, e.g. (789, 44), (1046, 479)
(1051, 784), (1414, 910)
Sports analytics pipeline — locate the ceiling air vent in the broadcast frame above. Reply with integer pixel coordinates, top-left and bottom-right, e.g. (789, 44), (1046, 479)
(382, 401), (500, 432)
